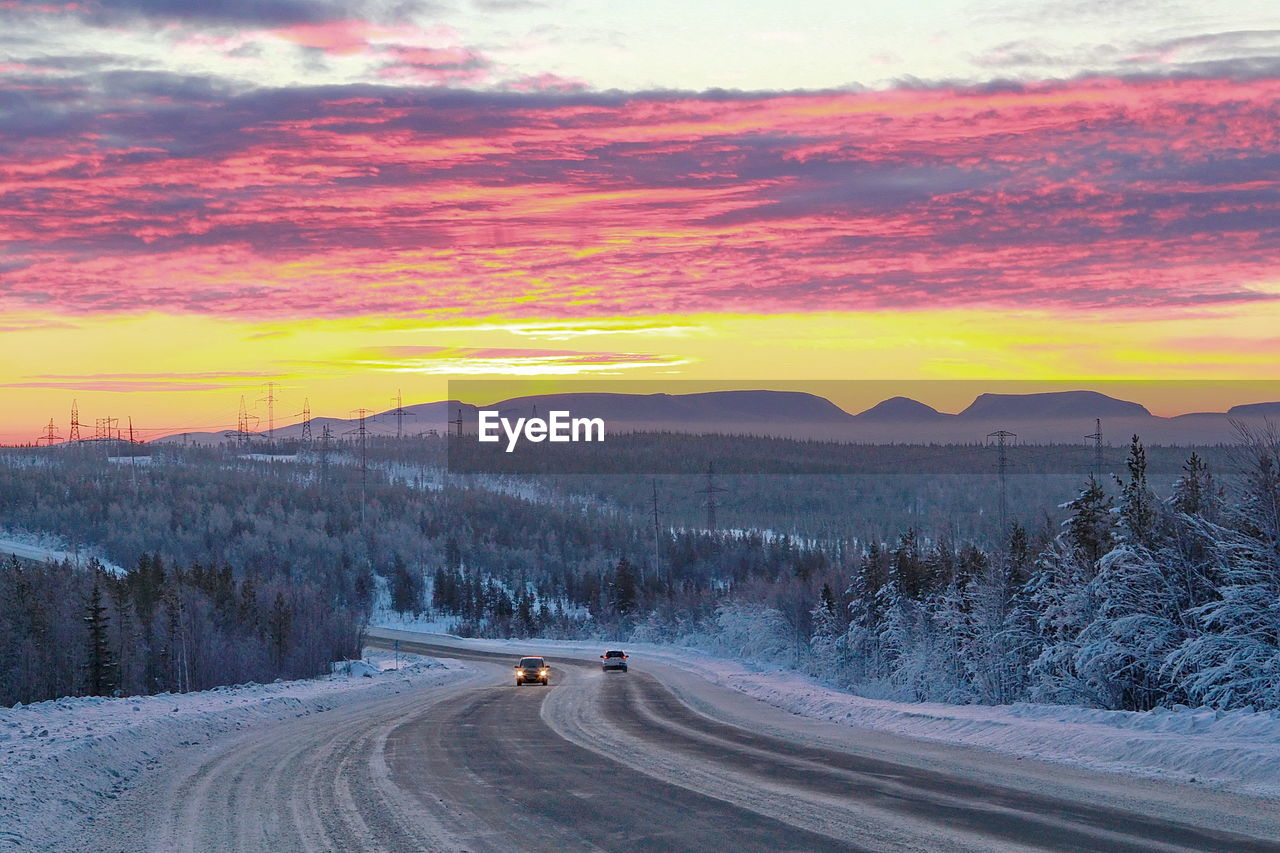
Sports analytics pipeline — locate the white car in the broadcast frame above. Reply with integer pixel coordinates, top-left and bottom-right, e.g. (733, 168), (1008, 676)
(601, 650), (628, 672)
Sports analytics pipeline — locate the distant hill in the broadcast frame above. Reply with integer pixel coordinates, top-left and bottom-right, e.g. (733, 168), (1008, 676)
(487, 390), (855, 425)
(148, 390), (1280, 446)
(1227, 402), (1280, 418)
(854, 396), (951, 422)
(959, 391), (1151, 421)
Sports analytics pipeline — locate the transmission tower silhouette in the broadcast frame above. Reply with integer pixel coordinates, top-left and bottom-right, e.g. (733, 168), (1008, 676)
(697, 462), (727, 533)
(259, 382), (278, 441)
(37, 419), (62, 446)
(451, 407), (464, 437)
(651, 479), (663, 587)
(296, 398), (313, 444)
(319, 423), (332, 480)
(348, 408), (375, 524)
(233, 396), (259, 447)
(1085, 418), (1103, 481)
(68, 400), (81, 442)
(389, 390), (413, 439)
(987, 429), (1017, 531)
(95, 417), (118, 441)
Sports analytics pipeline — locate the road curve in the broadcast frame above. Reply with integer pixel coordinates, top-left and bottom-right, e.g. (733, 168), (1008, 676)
(377, 637), (1280, 853)
(73, 634), (1280, 852)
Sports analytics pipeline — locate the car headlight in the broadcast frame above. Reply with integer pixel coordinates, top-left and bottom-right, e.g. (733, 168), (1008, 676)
(540, 669), (548, 675)
(516, 670), (524, 676)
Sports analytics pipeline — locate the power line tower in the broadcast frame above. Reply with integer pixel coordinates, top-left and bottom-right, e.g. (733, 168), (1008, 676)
(697, 462), (727, 533)
(37, 419), (62, 446)
(1085, 418), (1103, 481)
(651, 479), (663, 590)
(69, 400), (81, 442)
(259, 382), (278, 441)
(349, 408), (374, 524)
(237, 396), (251, 446)
(94, 417), (118, 441)
(987, 429), (1017, 532)
(296, 398), (313, 444)
(451, 406), (464, 438)
(389, 390), (413, 439)
(319, 423), (332, 481)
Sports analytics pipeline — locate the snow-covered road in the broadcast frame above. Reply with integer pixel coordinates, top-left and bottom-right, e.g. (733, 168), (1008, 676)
(0, 653), (476, 852)
(7, 636), (1280, 851)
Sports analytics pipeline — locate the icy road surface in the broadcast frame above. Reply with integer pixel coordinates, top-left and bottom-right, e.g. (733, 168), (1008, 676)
(39, 634), (1280, 852)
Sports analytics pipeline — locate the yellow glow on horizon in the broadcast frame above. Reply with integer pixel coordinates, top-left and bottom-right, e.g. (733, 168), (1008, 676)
(2, 303), (1279, 443)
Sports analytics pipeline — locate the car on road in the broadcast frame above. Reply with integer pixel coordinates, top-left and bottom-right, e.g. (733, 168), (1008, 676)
(600, 650), (628, 672)
(515, 657), (549, 686)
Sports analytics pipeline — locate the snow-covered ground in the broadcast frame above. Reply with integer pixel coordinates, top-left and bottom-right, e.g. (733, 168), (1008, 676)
(0, 650), (472, 851)
(375, 629), (1280, 800)
(0, 529), (124, 575)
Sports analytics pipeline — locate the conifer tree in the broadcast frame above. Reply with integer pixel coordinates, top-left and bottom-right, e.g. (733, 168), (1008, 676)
(83, 578), (118, 697)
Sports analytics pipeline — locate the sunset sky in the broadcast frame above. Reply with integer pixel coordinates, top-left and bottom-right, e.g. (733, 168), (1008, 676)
(1, 0), (1278, 442)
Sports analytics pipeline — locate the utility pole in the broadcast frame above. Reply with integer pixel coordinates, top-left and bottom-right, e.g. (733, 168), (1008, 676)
(68, 400), (81, 442)
(987, 429), (1017, 532)
(697, 462), (727, 533)
(297, 399), (313, 445)
(1085, 418), (1103, 481)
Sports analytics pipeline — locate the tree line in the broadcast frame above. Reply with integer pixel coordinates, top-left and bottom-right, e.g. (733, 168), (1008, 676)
(0, 552), (361, 705)
(798, 435), (1280, 711)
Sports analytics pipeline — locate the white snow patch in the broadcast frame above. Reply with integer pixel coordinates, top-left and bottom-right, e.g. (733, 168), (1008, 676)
(0, 529), (125, 575)
(0, 649), (471, 850)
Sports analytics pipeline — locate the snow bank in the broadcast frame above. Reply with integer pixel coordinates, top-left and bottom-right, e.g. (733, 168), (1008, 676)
(380, 629), (1280, 799)
(704, 668), (1280, 798)
(0, 650), (471, 850)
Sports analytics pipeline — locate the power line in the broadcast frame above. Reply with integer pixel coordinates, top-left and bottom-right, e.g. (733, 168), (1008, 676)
(68, 400), (81, 442)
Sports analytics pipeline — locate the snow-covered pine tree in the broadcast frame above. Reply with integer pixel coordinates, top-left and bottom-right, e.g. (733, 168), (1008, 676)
(1167, 439), (1280, 710)
(843, 542), (888, 683)
(808, 582), (848, 679)
(1026, 478), (1115, 706)
(1072, 436), (1186, 709)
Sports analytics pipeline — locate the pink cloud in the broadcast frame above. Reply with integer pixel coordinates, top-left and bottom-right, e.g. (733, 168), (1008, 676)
(1, 75), (1277, 322)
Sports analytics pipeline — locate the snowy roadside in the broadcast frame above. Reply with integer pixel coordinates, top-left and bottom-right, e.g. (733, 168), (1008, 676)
(0, 529), (124, 575)
(370, 627), (1280, 800)
(0, 650), (472, 851)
